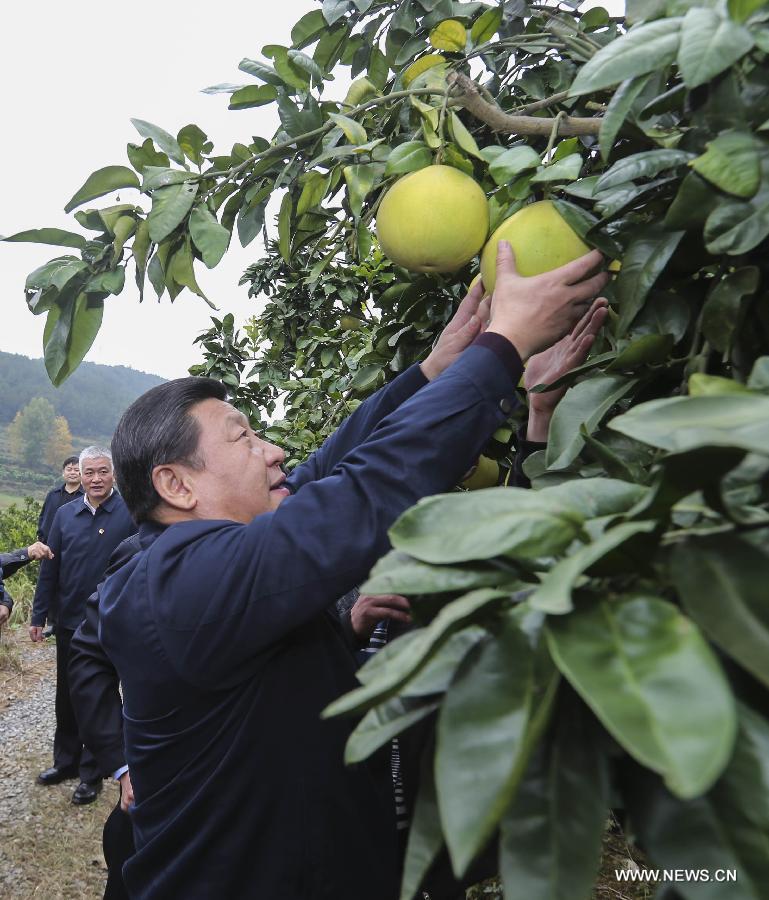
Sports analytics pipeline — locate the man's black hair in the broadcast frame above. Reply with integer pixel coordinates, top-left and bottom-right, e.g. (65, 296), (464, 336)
(112, 377), (227, 523)
(62, 456), (79, 469)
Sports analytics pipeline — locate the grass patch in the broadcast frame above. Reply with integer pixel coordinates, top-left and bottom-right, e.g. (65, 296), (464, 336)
(0, 490), (27, 510)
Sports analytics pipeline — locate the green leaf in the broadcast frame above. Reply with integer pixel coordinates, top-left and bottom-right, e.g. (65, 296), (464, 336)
(403, 626), (489, 697)
(500, 702), (609, 900)
(177, 124), (209, 167)
(322, 0), (350, 26)
(328, 113), (367, 145)
(569, 18), (682, 96)
(343, 164), (376, 218)
(540, 477), (649, 519)
(345, 696), (439, 763)
(168, 241), (209, 303)
(349, 364), (383, 392)
(531, 154), (583, 184)
(389, 489), (585, 564)
(400, 754), (443, 900)
(229, 84), (279, 110)
(323, 589), (509, 718)
(147, 181), (198, 243)
(599, 75), (653, 162)
(663, 171), (718, 230)
(237, 200), (265, 249)
(147, 252), (165, 299)
(127, 138), (170, 174)
(701, 266), (760, 353)
(287, 49), (325, 87)
(111, 215), (136, 264)
(189, 205), (230, 268)
(470, 5), (502, 44)
(546, 375), (639, 470)
(678, 7), (754, 89)
(44, 293), (104, 386)
(728, 0), (769, 22)
(609, 393), (769, 457)
(596, 149), (694, 192)
(141, 167), (197, 191)
(436, 617), (533, 876)
(384, 141), (432, 176)
(278, 192), (292, 262)
(690, 131), (761, 198)
(429, 18), (467, 52)
(132, 218), (150, 299)
(363, 550), (512, 597)
(84, 267), (125, 295)
(607, 334), (675, 371)
(704, 188), (769, 255)
(488, 145), (541, 185)
(238, 57), (284, 86)
(672, 535), (769, 691)
(748, 356), (769, 390)
(448, 112), (482, 159)
(616, 227), (684, 334)
(296, 171), (328, 215)
(2, 229), (86, 249)
(530, 522), (657, 614)
(547, 596), (737, 799)
(291, 8), (327, 48)
(368, 46), (390, 90)
(64, 166), (140, 214)
(130, 118), (185, 166)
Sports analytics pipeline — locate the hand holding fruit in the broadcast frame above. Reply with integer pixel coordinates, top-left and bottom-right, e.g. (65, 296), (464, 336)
(420, 279), (490, 381)
(486, 241), (608, 361)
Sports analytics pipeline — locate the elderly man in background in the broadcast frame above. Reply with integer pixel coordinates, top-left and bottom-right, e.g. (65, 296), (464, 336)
(0, 541), (54, 629)
(30, 446), (135, 805)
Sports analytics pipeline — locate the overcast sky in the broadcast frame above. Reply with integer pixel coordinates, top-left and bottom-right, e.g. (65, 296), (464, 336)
(1, 1), (623, 380)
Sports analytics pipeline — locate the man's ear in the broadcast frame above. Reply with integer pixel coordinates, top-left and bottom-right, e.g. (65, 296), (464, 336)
(152, 464), (197, 514)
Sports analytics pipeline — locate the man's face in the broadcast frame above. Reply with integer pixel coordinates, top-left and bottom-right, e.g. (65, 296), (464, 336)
(80, 457), (114, 504)
(184, 399), (289, 524)
(62, 462), (81, 486)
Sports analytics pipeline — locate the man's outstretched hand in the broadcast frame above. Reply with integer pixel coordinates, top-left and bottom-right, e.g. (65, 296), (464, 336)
(420, 279), (490, 381)
(524, 297), (610, 441)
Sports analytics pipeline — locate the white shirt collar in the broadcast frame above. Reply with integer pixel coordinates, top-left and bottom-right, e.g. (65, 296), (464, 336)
(84, 488), (114, 515)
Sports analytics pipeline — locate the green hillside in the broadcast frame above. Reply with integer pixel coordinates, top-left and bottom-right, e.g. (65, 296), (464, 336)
(0, 351), (165, 437)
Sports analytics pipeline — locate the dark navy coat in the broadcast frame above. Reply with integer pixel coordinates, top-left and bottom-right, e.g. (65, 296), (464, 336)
(99, 342), (522, 900)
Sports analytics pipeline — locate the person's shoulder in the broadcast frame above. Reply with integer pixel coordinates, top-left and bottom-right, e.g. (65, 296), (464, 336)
(52, 497), (83, 526)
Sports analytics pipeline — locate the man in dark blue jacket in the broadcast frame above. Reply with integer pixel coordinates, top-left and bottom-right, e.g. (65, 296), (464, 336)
(31, 446), (135, 804)
(37, 456), (84, 543)
(99, 244), (608, 899)
(0, 541), (54, 628)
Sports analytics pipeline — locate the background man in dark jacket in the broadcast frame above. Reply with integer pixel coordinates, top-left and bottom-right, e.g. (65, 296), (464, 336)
(30, 446), (135, 804)
(97, 244), (608, 899)
(38, 456), (84, 543)
(0, 542), (54, 628)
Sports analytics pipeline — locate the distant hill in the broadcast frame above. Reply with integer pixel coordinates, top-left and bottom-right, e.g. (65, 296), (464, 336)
(0, 351), (165, 439)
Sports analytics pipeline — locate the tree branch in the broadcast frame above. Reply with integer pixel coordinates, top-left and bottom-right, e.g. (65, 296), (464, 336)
(448, 72), (601, 137)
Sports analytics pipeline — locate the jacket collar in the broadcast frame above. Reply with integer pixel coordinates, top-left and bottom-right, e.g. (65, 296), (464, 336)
(77, 489), (118, 515)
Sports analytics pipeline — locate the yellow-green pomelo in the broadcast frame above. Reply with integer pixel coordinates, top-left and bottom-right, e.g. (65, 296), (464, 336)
(480, 200), (590, 293)
(461, 456), (500, 490)
(376, 165), (489, 273)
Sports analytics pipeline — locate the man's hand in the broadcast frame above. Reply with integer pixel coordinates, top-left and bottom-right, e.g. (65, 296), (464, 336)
(27, 542), (54, 561)
(487, 242), (609, 361)
(119, 770), (134, 812)
(350, 593), (412, 641)
(524, 298), (610, 441)
(0, 605), (10, 628)
(29, 625), (44, 642)
(420, 280), (490, 381)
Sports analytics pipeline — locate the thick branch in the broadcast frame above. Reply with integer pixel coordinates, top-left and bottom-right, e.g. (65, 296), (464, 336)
(448, 72), (601, 137)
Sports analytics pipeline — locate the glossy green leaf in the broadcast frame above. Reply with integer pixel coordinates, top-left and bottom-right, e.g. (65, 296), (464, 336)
(287, 49), (325, 86)
(663, 171), (718, 230)
(599, 75), (653, 162)
(389, 489), (585, 564)
(546, 375), (638, 470)
(168, 241), (208, 302)
(237, 199), (266, 249)
(672, 535), (769, 690)
(229, 84), (279, 110)
(488, 145), (541, 185)
(403, 626), (489, 697)
(616, 227), (684, 334)
(384, 141), (432, 176)
(704, 168), (769, 255)
(296, 172), (327, 217)
(609, 393), (769, 456)
(540, 477), (649, 520)
(322, 0), (350, 26)
(597, 149), (693, 192)
(147, 181), (198, 243)
(531, 154), (583, 184)
(189, 205), (230, 268)
(278, 192), (292, 262)
(546, 596), (737, 798)
(436, 618), (533, 876)
(323, 589), (509, 718)
(238, 57), (284, 86)
(728, 0), (769, 22)
(448, 112), (482, 159)
(701, 266), (760, 353)
(141, 167), (197, 191)
(127, 138), (170, 174)
(363, 550), (512, 596)
(607, 334), (675, 371)
(130, 118), (185, 166)
(111, 215), (136, 264)
(328, 113), (367, 146)
(569, 18), (682, 96)
(147, 252), (165, 299)
(44, 293), (104, 386)
(471, 6), (502, 44)
(678, 7), (754, 89)
(291, 9), (327, 48)
(343, 164), (376, 218)
(177, 124), (209, 167)
(2, 229), (86, 249)
(429, 19), (466, 52)
(690, 131), (761, 198)
(84, 267), (125, 296)
(132, 218), (150, 299)
(64, 166), (140, 214)
(346, 696), (439, 763)
(400, 755), (443, 900)
(530, 522), (657, 614)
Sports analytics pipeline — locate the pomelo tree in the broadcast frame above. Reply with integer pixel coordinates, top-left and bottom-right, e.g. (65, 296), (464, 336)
(6, 1), (769, 896)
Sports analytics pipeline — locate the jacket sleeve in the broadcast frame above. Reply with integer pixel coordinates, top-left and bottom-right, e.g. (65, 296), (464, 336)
(69, 535), (140, 777)
(37, 492), (54, 542)
(152, 344), (522, 686)
(287, 363), (428, 491)
(0, 547), (32, 579)
(31, 514), (62, 627)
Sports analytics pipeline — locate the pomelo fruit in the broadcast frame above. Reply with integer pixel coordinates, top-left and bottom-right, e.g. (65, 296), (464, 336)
(376, 165), (489, 273)
(461, 455), (500, 490)
(480, 200), (590, 292)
